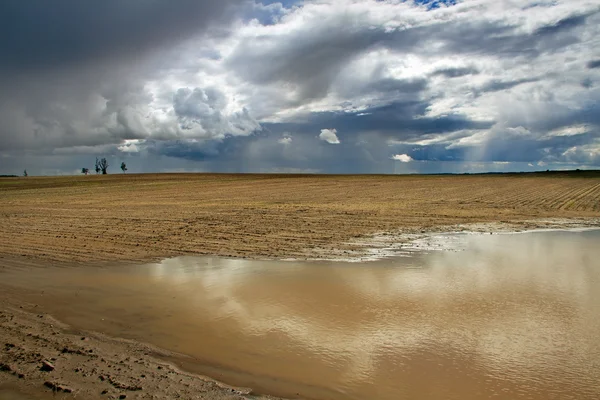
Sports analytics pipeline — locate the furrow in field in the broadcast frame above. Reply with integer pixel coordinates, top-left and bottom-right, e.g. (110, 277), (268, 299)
(576, 183), (600, 211)
(556, 181), (596, 208)
(556, 183), (598, 211)
(531, 183), (575, 210)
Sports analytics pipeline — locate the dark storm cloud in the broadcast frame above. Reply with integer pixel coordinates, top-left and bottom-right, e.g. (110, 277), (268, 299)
(427, 9), (599, 60)
(431, 67), (479, 78)
(240, 132), (395, 174)
(146, 97), (496, 173)
(523, 102), (600, 134)
(533, 13), (589, 36)
(147, 139), (224, 162)
(0, 0), (252, 157)
(228, 7), (599, 106)
(466, 131), (599, 164)
(389, 127), (600, 167)
(147, 109), (489, 174)
(581, 78), (594, 88)
(377, 10), (594, 61)
(367, 78), (429, 95)
(410, 20), (523, 56)
(227, 25), (429, 103)
(477, 77), (541, 94)
(228, 25), (397, 101)
(333, 77), (429, 102)
(398, 144), (465, 162)
(588, 60), (600, 69)
(0, 0), (243, 72)
(263, 101), (494, 142)
(332, 102), (493, 137)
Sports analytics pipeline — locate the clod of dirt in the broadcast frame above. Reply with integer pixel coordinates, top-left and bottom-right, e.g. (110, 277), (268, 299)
(40, 360), (55, 371)
(0, 363), (13, 372)
(62, 346), (85, 355)
(44, 381), (73, 393)
(107, 375), (142, 391)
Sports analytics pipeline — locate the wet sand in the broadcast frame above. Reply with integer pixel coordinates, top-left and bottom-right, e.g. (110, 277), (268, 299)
(2, 230), (600, 399)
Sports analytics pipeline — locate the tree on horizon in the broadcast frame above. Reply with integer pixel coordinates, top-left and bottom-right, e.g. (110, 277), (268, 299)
(98, 158), (109, 174)
(121, 162), (127, 173)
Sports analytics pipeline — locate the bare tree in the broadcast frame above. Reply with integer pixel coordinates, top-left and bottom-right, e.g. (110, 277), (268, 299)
(120, 162), (127, 173)
(98, 158), (109, 175)
(95, 158), (101, 174)
(81, 168), (89, 175)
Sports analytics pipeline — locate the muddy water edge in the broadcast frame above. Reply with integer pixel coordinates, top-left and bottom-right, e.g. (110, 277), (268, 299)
(1, 229), (599, 400)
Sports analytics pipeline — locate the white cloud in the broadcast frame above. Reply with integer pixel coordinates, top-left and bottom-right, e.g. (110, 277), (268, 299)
(278, 135), (293, 145)
(118, 139), (144, 153)
(545, 124), (591, 138)
(172, 86), (260, 138)
(392, 154), (413, 162)
(560, 143), (600, 164)
(319, 128), (340, 144)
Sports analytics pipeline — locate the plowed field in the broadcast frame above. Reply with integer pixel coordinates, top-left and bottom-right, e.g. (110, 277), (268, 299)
(1, 172), (599, 262)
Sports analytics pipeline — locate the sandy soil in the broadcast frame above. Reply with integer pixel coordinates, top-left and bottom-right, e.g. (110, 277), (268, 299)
(1, 172), (599, 399)
(1, 172), (599, 263)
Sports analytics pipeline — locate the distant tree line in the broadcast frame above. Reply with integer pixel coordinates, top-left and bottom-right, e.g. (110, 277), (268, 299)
(80, 158), (127, 175)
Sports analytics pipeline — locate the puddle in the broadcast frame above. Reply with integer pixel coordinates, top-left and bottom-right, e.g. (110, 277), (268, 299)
(2, 229), (600, 400)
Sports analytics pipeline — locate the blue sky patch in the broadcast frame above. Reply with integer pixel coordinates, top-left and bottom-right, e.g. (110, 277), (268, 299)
(413, 0), (458, 10)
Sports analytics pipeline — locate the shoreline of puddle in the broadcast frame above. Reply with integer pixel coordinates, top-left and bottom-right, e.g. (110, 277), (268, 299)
(303, 219), (600, 263)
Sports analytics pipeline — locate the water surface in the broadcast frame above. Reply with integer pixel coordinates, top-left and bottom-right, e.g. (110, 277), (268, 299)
(3, 230), (600, 400)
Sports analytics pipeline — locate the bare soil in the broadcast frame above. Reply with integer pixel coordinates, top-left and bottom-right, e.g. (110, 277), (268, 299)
(1, 172), (600, 399)
(1, 172), (599, 263)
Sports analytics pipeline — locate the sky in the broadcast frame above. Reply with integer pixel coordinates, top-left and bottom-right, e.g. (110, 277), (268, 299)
(1, 0), (599, 175)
